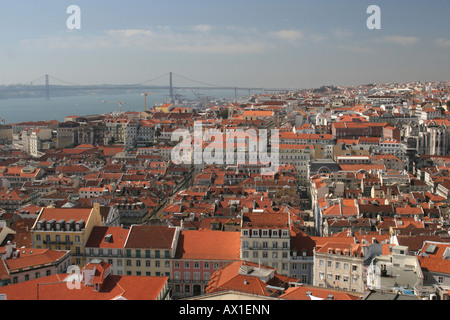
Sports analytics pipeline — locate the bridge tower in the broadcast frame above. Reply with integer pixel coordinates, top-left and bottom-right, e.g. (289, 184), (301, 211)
(45, 74), (50, 100)
(169, 72), (174, 103)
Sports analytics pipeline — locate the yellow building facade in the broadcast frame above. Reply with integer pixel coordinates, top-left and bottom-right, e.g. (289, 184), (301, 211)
(31, 204), (103, 267)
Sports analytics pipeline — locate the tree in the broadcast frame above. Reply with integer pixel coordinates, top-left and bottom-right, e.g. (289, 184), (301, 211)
(220, 109), (229, 119)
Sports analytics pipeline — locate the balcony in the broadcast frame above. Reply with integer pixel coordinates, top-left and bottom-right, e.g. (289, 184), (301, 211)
(43, 240), (73, 245)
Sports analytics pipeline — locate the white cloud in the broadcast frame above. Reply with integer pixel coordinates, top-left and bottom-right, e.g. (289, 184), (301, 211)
(375, 36), (419, 47)
(19, 26), (304, 55)
(106, 29), (154, 37)
(192, 24), (212, 32)
(332, 28), (353, 39)
(436, 38), (450, 47)
(269, 30), (303, 42)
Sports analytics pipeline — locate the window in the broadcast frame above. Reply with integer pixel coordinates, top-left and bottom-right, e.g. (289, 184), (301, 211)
(25, 274), (29, 281)
(184, 272), (190, 281)
(204, 272), (210, 281)
(438, 276), (444, 284)
(136, 260), (141, 267)
(302, 263), (307, 270)
(252, 230), (259, 237)
(126, 250), (131, 258)
(126, 260), (131, 266)
(155, 250), (160, 258)
(145, 250), (151, 258)
(155, 261), (160, 268)
(135, 250), (141, 258)
(262, 242), (268, 249)
(184, 262), (190, 269)
(213, 262), (219, 269)
(36, 234), (41, 241)
(165, 261), (170, 268)
(327, 261), (332, 267)
(204, 262), (210, 269)
(194, 262), (200, 269)
(301, 275), (307, 283)
(174, 262), (180, 269)
(146, 260), (151, 267)
(319, 260), (324, 267)
(165, 250), (170, 258)
(74, 235), (80, 243)
(262, 230), (269, 237)
(335, 262), (340, 269)
(352, 265), (358, 272)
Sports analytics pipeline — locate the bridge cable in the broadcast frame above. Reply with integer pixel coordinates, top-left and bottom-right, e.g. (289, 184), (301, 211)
(131, 73), (170, 86)
(172, 72), (233, 89)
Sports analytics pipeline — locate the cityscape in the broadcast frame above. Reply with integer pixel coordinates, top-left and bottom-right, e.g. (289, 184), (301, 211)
(0, 0), (449, 311)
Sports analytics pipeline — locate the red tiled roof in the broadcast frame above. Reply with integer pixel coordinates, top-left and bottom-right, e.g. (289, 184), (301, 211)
(0, 273), (168, 300)
(175, 230), (241, 260)
(280, 285), (361, 300)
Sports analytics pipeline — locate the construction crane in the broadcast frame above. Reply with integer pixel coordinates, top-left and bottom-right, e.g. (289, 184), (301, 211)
(141, 92), (157, 112)
(102, 100), (125, 113)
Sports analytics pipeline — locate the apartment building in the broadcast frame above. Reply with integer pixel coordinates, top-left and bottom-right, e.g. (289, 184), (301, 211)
(1, 241), (71, 285)
(313, 242), (368, 293)
(240, 210), (291, 276)
(31, 204), (103, 267)
(366, 245), (423, 292)
(172, 229), (241, 298)
(123, 225), (180, 277)
(84, 226), (130, 275)
(279, 144), (312, 184)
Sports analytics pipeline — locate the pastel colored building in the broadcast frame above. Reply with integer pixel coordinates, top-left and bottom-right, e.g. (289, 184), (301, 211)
(172, 229), (241, 298)
(31, 204), (103, 267)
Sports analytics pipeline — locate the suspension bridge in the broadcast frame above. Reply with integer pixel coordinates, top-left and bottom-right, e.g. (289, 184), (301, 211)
(25, 72), (283, 101)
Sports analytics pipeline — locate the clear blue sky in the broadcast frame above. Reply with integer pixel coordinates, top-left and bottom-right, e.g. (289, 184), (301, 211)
(1, 0), (450, 88)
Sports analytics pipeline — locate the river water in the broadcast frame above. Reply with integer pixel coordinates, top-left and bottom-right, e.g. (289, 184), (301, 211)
(0, 89), (245, 124)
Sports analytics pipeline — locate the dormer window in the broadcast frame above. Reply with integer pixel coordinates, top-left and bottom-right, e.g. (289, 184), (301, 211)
(272, 230), (279, 237)
(252, 229), (259, 237)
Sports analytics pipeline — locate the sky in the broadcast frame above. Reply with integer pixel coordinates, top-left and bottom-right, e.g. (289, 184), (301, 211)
(1, 0), (450, 89)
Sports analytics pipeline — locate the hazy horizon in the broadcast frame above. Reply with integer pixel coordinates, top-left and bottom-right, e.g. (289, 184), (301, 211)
(1, 1), (450, 89)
